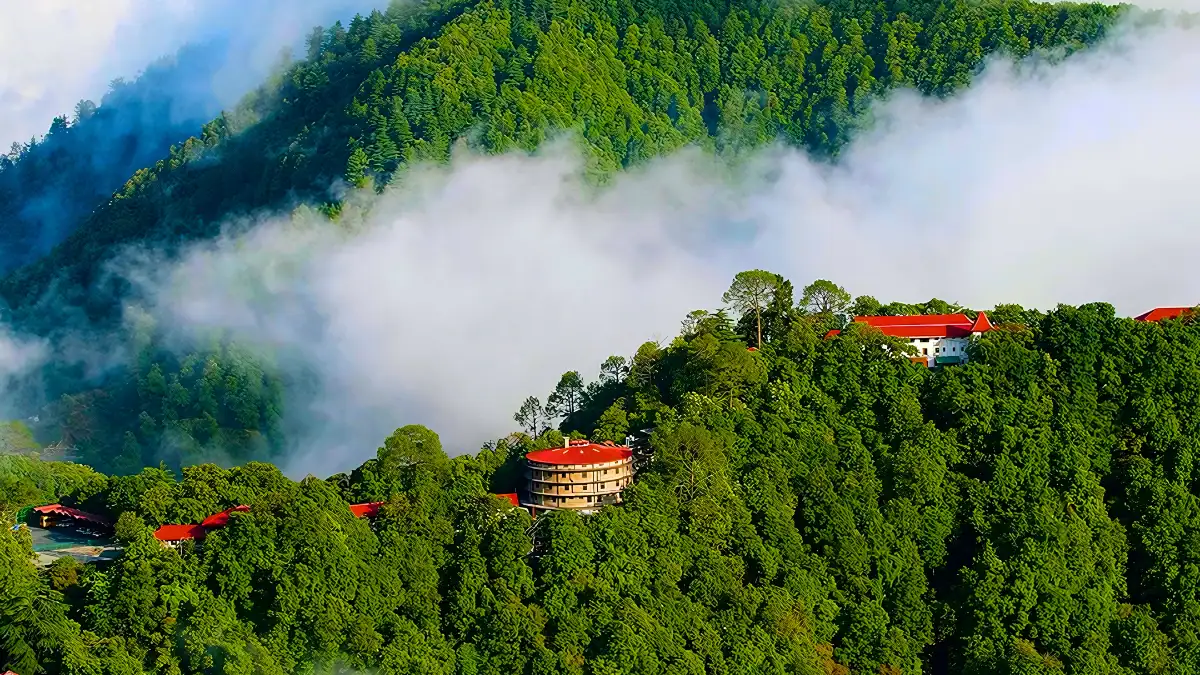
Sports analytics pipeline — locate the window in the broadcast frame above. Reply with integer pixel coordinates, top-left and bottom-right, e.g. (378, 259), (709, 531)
(587, 496), (593, 503)
(923, 348), (928, 355)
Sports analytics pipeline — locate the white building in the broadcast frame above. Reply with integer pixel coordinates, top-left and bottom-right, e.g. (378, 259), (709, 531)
(826, 312), (995, 367)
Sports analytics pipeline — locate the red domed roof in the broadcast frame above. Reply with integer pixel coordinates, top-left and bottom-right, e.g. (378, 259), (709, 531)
(526, 439), (632, 465)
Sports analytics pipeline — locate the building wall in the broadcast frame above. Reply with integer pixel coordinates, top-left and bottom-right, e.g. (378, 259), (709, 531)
(524, 457), (634, 515)
(906, 336), (970, 365)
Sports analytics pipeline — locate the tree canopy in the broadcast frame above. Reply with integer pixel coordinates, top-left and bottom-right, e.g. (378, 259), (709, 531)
(5, 272), (1200, 675)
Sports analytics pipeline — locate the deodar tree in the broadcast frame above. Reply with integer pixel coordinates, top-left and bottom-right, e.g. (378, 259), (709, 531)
(722, 270), (780, 348)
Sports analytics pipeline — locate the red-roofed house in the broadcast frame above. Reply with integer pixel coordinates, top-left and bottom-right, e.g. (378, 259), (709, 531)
(32, 504), (113, 530)
(494, 493), (520, 508)
(1135, 307), (1195, 322)
(524, 439), (634, 516)
(829, 312), (995, 367)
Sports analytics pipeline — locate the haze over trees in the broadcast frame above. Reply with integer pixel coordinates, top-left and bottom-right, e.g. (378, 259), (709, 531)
(5, 271), (1200, 674)
(0, 0), (1124, 476)
(0, 0), (1187, 671)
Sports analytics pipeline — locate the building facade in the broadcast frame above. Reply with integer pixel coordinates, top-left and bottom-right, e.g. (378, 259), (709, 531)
(826, 312), (995, 367)
(523, 439), (634, 516)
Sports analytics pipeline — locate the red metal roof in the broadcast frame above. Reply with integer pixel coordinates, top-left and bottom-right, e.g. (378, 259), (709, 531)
(853, 312), (993, 339)
(349, 502), (384, 518)
(153, 524), (208, 542)
(971, 312), (993, 332)
(200, 505), (250, 528)
(494, 493), (520, 507)
(32, 504), (112, 527)
(526, 439), (632, 465)
(1135, 307), (1193, 322)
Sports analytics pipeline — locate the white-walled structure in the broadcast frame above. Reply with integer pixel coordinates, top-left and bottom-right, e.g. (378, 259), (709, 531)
(826, 313), (995, 367)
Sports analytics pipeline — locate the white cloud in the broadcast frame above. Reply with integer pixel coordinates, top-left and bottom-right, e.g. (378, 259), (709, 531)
(123, 13), (1200, 476)
(0, 0), (385, 149)
(0, 326), (47, 419)
(1, 12), (1192, 476)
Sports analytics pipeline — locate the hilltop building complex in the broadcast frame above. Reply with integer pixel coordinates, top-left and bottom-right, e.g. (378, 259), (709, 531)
(523, 438), (634, 516)
(827, 312), (995, 367)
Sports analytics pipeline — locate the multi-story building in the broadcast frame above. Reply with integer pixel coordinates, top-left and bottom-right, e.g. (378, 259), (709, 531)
(523, 438), (634, 516)
(827, 312), (995, 367)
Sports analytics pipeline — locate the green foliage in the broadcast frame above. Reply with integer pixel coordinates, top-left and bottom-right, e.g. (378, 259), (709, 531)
(0, 0), (1175, 670)
(0, 454), (107, 515)
(723, 269), (781, 348)
(0, 421), (39, 455)
(7, 272), (1200, 674)
(0, 0), (1127, 479)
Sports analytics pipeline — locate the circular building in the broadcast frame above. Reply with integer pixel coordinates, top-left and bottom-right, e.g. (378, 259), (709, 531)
(523, 438), (634, 516)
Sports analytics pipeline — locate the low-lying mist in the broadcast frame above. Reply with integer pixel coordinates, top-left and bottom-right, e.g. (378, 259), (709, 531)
(7, 11), (1200, 477)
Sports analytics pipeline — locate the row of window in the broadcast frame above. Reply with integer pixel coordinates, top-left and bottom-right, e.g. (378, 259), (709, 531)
(920, 345), (961, 356)
(531, 477), (631, 494)
(529, 467), (631, 481)
(532, 493), (619, 506)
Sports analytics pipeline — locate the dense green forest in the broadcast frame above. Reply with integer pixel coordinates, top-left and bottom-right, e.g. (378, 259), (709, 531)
(6, 272), (1200, 675)
(0, 43), (233, 273)
(0, 0), (1126, 476)
(0, 1), (1187, 671)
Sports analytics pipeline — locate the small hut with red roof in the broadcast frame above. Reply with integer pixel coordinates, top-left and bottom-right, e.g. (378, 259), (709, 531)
(523, 438), (634, 516)
(825, 312), (995, 367)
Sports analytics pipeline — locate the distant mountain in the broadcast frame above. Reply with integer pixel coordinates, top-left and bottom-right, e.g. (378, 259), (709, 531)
(0, 0), (1122, 475)
(0, 40), (239, 273)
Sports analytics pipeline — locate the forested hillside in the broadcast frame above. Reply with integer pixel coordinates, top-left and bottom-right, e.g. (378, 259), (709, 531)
(5, 273), (1200, 675)
(2, 0), (1121, 320)
(0, 0), (1124, 477)
(0, 43), (236, 273)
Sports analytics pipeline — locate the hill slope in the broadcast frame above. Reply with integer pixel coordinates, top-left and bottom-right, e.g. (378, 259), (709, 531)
(5, 280), (1200, 675)
(1, 0), (1119, 323)
(0, 0), (1123, 476)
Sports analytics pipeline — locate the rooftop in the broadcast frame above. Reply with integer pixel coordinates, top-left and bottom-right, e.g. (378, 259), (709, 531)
(526, 438), (633, 465)
(827, 312), (994, 339)
(1135, 307), (1194, 322)
(32, 504), (112, 527)
(152, 501), (384, 542)
(153, 524), (208, 542)
(349, 501), (384, 518)
(199, 505), (250, 528)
